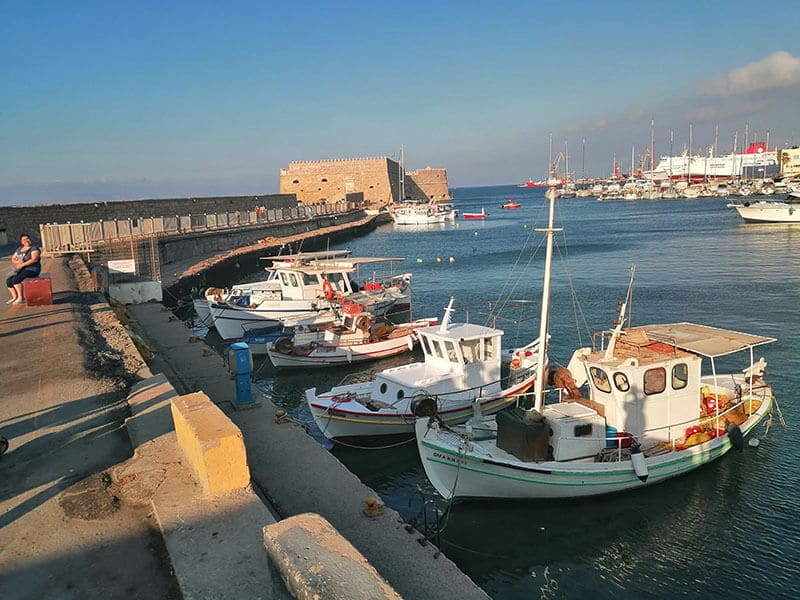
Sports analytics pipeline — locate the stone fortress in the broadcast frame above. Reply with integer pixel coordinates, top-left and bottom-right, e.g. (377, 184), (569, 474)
(279, 157), (451, 208)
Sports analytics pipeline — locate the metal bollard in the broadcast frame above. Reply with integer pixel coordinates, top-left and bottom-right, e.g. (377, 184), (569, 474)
(228, 342), (257, 409)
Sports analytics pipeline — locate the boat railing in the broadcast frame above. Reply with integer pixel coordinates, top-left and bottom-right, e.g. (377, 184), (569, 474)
(640, 390), (771, 448)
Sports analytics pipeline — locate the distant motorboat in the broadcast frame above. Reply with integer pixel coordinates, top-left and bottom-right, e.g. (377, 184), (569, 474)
(727, 193), (800, 223)
(518, 178), (549, 188)
(501, 198), (521, 209)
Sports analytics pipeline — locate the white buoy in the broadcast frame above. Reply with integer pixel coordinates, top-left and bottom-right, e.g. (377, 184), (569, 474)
(449, 257), (455, 263)
(630, 445), (649, 482)
(748, 438), (760, 448)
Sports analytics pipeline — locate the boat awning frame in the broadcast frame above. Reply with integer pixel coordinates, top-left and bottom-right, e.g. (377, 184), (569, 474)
(636, 322), (776, 359)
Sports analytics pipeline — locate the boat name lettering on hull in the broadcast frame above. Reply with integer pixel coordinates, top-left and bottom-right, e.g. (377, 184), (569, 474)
(433, 451), (467, 465)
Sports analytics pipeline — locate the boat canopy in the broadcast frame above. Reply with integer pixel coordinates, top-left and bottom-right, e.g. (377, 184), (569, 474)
(258, 250), (352, 261)
(637, 322), (776, 358)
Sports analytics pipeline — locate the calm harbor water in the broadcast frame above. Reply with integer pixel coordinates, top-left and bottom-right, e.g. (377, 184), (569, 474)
(212, 185), (800, 599)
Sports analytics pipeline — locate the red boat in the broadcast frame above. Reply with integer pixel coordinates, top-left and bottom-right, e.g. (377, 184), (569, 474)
(463, 208), (488, 219)
(518, 178), (549, 188)
(501, 198), (520, 209)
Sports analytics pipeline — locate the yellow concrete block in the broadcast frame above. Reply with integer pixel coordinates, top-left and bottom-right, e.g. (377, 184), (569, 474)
(170, 392), (250, 494)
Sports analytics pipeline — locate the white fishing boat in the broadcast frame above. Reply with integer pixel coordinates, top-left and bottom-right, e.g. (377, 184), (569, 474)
(193, 250), (352, 327)
(727, 193), (800, 223)
(210, 254), (412, 340)
(304, 298), (545, 445)
(391, 202), (455, 225)
(416, 185), (778, 501)
(266, 313), (438, 368)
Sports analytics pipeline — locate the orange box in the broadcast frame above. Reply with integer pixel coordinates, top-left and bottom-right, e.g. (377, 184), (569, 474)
(22, 275), (53, 306)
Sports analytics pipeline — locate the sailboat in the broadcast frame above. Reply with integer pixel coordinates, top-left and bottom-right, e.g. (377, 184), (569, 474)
(415, 184), (778, 500)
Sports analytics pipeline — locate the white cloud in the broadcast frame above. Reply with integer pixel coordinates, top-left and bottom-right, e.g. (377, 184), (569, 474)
(699, 51), (800, 97)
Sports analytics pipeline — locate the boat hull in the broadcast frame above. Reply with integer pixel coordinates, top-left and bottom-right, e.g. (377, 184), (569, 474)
(307, 382), (534, 444)
(415, 394), (772, 500)
(728, 201), (800, 223)
(267, 331), (417, 368)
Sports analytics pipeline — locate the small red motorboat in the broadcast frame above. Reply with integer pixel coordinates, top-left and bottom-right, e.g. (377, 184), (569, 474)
(501, 198), (520, 209)
(463, 208), (488, 219)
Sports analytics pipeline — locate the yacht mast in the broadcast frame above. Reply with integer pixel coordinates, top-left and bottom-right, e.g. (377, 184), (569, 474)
(532, 183), (562, 414)
(650, 120), (655, 171)
(399, 144), (405, 203)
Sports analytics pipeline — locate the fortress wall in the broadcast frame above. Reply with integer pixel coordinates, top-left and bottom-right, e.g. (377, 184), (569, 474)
(280, 157), (400, 207)
(406, 167), (451, 202)
(279, 158), (451, 207)
(0, 194), (297, 243)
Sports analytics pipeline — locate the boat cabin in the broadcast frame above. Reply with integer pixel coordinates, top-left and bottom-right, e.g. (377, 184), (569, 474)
(266, 263), (355, 301)
(564, 323), (774, 445)
(568, 329), (702, 444)
(370, 322), (505, 404)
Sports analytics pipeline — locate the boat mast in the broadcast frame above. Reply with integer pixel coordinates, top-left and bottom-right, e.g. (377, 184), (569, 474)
(532, 182), (562, 414)
(650, 120), (655, 172)
(669, 130), (674, 185)
(399, 144), (405, 203)
(688, 124), (693, 184)
(581, 137), (586, 185)
(630, 145), (635, 179)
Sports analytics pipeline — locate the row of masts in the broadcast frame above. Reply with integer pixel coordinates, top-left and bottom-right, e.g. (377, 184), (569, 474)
(544, 122), (778, 184)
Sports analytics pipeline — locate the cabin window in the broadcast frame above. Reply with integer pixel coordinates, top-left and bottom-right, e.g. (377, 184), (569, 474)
(287, 273), (299, 287)
(397, 389), (405, 400)
(444, 340), (459, 363)
(672, 363), (688, 390)
(589, 367), (612, 393)
(574, 424), (593, 437)
(321, 178), (328, 182)
(430, 340), (444, 359)
(379, 383), (387, 394)
(484, 337), (496, 359)
(302, 272), (317, 285)
(612, 372), (630, 391)
(461, 339), (480, 363)
(280, 272), (290, 286)
(329, 272), (346, 290)
(644, 367), (667, 395)
(419, 336), (431, 355)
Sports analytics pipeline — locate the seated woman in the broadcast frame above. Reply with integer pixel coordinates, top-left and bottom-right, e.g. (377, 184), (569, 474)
(6, 234), (41, 304)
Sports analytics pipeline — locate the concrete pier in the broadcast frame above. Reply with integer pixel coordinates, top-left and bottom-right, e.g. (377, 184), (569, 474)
(0, 252), (490, 599)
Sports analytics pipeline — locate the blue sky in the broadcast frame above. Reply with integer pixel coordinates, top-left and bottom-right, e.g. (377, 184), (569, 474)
(2, 0), (800, 205)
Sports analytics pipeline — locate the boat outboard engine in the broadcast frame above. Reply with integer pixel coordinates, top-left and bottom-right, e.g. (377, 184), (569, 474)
(726, 422), (745, 451)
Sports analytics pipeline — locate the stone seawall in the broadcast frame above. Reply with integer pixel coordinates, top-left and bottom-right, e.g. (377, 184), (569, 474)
(161, 212), (389, 299)
(0, 193), (297, 242)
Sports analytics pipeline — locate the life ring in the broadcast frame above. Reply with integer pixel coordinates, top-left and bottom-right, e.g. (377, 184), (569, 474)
(273, 337), (294, 354)
(355, 314), (372, 331)
(322, 280), (334, 300)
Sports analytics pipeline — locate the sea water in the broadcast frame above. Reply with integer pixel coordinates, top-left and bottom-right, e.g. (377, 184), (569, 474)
(238, 185), (799, 599)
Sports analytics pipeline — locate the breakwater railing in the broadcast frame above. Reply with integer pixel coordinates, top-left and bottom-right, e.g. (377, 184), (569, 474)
(39, 200), (356, 255)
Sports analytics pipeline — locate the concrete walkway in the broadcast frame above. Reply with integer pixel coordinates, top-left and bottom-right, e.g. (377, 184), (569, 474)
(0, 257), (181, 599)
(126, 303), (491, 600)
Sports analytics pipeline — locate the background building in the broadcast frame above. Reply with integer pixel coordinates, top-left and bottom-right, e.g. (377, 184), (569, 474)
(279, 157), (451, 208)
(780, 147), (800, 178)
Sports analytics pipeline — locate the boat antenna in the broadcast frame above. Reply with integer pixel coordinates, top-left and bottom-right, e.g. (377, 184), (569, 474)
(604, 264), (636, 360)
(531, 182), (562, 414)
(439, 297), (455, 332)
